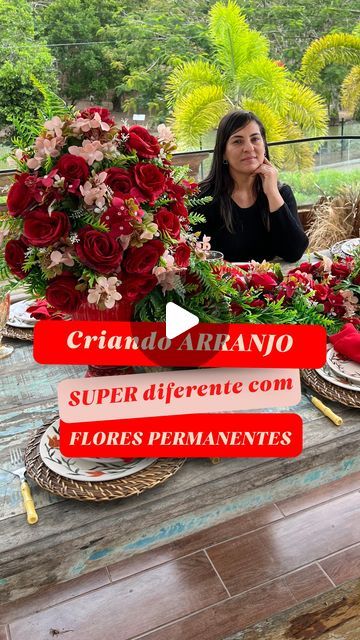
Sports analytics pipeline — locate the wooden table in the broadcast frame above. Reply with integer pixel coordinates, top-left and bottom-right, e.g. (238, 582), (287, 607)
(1, 334), (359, 605)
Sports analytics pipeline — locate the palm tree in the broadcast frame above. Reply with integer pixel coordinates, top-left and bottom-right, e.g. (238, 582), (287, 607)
(167, 0), (328, 169)
(300, 26), (360, 116)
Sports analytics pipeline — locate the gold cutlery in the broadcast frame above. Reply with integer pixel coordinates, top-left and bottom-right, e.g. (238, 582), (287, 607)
(303, 388), (343, 426)
(7, 448), (38, 524)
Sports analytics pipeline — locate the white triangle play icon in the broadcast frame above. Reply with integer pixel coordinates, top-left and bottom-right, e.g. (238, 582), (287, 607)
(166, 302), (199, 340)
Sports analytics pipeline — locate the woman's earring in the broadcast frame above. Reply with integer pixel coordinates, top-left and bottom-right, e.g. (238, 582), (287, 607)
(223, 159), (228, 166)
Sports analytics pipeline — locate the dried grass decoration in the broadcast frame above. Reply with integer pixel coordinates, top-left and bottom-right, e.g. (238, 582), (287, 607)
(308, 187), (360, 251)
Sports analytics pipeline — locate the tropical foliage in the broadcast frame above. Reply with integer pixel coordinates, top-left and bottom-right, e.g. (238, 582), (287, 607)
(300, 28), (360, 116)
(167, 0), (328, 168)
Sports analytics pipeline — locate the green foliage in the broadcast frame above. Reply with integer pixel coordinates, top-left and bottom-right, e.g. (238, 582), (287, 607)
(39, 0), (119, 102)
(0, 0), (57, 129)
(281, 167), (360, 204)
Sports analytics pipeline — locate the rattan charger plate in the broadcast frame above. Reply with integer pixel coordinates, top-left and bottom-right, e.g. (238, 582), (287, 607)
(301, 369), (360, 409)
(3, 325), (34, 341)
(25, 426), (186, 501)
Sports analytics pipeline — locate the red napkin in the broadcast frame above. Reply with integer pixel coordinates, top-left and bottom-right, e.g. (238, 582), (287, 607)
(329, 323), (360, 364)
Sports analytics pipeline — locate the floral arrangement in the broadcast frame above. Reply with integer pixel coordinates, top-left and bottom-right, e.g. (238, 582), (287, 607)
(0, 105), (213, 319)
(0, 99), (359, 333)
(217, 251), (360, 333)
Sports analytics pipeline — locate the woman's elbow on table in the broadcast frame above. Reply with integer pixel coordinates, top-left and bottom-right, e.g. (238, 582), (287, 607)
(278, 233), (309, 263)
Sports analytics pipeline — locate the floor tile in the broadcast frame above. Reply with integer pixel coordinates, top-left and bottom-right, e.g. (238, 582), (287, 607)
(9, 552), (227, 640)
(320, 543), (360, 585)
(207, 492), (360, 595)
(136, 577), (296, 640)
(276, 471), (360, 516)
(0, 569), (110, 624)
(109, 503), (283, 582)
(283, 564), (333, 602)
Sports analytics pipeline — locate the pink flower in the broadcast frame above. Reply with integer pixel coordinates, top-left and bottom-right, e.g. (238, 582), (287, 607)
(80, 172), (108, 208)
(87, 276), (122, 309)
(68, 141), (104, 166)
(71, 112), (110, 134)
(49, 249), (75, 269)
(44, 116), (64, 138)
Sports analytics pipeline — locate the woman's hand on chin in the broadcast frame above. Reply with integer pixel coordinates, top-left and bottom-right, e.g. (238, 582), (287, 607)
(252, 158), (284, 211)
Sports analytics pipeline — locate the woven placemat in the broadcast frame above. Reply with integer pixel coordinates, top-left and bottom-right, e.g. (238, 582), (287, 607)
(301, 369), (360, 409)
(3, 325), (34, 341)
(25, 426), (186, 501)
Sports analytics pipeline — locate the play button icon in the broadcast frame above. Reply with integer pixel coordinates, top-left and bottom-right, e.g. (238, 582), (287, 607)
(166, 302), (199, 340)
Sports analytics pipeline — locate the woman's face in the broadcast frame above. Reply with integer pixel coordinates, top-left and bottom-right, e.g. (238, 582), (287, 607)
(223, 121), (266, 175)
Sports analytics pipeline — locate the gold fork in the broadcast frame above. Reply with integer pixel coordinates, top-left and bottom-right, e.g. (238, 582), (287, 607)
(9, 448), (38, 524)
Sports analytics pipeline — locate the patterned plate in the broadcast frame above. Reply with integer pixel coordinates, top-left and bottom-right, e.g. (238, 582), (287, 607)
(7, 300), (37, 329)
(316, 363), (360, 392)
(330, 240), (347, 259)
(39, 420), (157, 482)
(326, 347), (360, 385)
(341, 238), (360, 256)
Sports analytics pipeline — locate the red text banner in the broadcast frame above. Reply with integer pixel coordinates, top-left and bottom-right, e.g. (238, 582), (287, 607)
(59, 413), (303, 458)
(34, 321), (326, 368)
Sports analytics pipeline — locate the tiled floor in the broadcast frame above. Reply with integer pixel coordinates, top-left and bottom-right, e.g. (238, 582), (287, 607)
(1, 471), (360, 640)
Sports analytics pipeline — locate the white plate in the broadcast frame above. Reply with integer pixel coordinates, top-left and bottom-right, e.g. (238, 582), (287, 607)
(341, 238), (360, 256)
(316, 363), (360, 392)
(39, 420), (157, 482)
(326, 347), (360, 385)
(7, 300), (37, 328)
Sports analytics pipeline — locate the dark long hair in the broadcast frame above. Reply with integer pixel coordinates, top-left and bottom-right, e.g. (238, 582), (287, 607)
(199, 110), (270, 233)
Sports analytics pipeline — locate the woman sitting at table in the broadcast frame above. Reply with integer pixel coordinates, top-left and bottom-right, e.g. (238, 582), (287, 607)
(194, 110), (309, 263)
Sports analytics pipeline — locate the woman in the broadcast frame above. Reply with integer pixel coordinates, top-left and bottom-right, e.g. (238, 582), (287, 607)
(194, 111), (308, 262)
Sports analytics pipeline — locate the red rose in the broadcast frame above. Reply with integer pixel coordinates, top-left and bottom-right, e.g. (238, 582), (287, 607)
(4, 237), (28, 279)
(23, 209), (70, 247)
(169, 200), (189, 219)
(123, 239), (164, 274)
(155, 208), (181, 239)
(121, 125), (160, 159)
(174, 243), (191, 268)
(165, 178), (186, 200)
(100, 204), (133, 238)
(46, 274), (83, 313)
(76, 226), (123, 274)
(105, 168), (134, 199)
(132, 163), (166, 203)
(331, 261), (352, 279)
(249, 273), (278, 290)
(353, 274), (360, 285)
(7, 173), (37, 216)
(80, 106), (115, 127)
(56, 154), (89, 184)
(120, 273), (157, 302)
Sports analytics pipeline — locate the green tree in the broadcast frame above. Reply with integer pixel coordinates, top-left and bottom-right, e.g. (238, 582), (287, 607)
(300, 29), (360, 116)
(167, 0), (328, 168)
(39, 0), (120, 102)
(0, 0), (56, 128)
(100, 0), (214, 120)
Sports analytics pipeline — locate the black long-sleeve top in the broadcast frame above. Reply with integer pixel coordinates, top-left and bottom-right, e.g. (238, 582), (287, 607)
(194, 184), (309, 263)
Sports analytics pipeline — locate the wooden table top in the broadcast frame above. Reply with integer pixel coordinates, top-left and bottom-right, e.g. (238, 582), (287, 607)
(1, 299), (359, 603)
